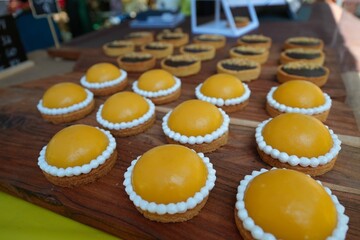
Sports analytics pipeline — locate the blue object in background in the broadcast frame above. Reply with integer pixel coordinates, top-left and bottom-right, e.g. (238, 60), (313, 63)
(15, 11), (62, 53)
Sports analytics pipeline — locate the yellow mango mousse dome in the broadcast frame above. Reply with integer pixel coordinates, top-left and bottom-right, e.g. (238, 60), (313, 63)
(238, 169), (339, 239)
(262, 113), (332, 158)
(132, 144), (207, 204)
(42, 82), (87, 108)
(101, 91), (149, 123)
(168, 100), (223, 136)
(201, 73), (245, 99)
(273, 80), (325, 108)
(45, 124), (109, 168)
(138, 69), (175, 91)
(85, 63), (121, 83)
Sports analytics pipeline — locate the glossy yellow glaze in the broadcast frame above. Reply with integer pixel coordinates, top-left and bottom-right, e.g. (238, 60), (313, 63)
(132, 144), (207, 204)
(138, 69), (175, 91)
(273, 80), (325, 108)
(102, 91), (149, 123)
(45, 125), (109, 168)
(262, 113), (333, 157)
(201, 73), (245, 99)
(244, 169), (337, 240)
(168, 100), (223, 136)
(42, 82), (87, 108)
(86, 63), (121, 83)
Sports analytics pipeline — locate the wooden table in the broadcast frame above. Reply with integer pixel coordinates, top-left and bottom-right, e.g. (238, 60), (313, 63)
(1, 2), (359, 239)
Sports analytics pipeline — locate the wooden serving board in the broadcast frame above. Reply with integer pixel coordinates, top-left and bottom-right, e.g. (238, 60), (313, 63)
(0, 69), (359, 239)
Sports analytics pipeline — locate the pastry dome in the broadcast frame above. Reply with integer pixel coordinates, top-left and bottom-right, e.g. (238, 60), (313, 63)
(132, 144), (207, 204)
(86, 63), (121, 83)
(273, 80), (325, 108)
(262, 113), (332, 158)
(138, 69), (175, 91)
(42, 82), (87, 108)
(200, 73), (245, 99)
(101, 91), (149, 123)
(168, 99), (223, 136)
(244, 169), (337, 239)
(45, 124), (109, 168)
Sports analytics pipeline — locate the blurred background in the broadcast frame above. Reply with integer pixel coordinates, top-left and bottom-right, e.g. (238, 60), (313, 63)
(1, 0), (359, 53)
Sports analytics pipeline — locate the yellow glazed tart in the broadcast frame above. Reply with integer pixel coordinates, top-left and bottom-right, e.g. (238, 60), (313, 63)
(38, 124), (117, 187)
(217, 58), (261, 82)
(237, 34), (272, 49)
(133, 69), (181, 105)
(37, 82), (95, 124)
(124, 31), (154, 46)
(235, 168), (349, 239)
(229, 46), (269, 64)
(193, 34), (226, 49)
(162, 99), (230, 153)
(179, 44), (215, 61)
(195, 73), (251, 113)
(96, 91), (155, 137)
(102, 40), (134, 57)
(255, 113), (341, 176)
(157, 30), (189, 47)
(117, 52), (156, 72)
(280, 48), (325, 65)
(161, 54), (201, 77)
(141, 42), (174, 59)
(123, 144), (216, 222)
(80, 62), (128, 96)
(277, 61), (330, 87)
(284, 37), (324, 50)
(266, 80), (331, 122)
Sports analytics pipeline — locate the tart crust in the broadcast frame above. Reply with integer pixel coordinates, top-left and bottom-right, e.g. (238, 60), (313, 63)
(166, 131), (228, 153)
(179, 44), (215, 61)
(157, 31), (189, 47)
(110, 114), (156, 137)
(234, 16), (250, 28)
(141, 42), (174, 59)
(117, 53), (156, 72)
(85, 78), (128, 96)
(102, 40), (134, 57)
(40, 99), (95, 124)
(161, 55), (201, 77)
(257, 146), (337, 176)
(193, 34), (226, 49)
(266, 101), (329, 122)
(237, 35), (272, 49)
(124, 31), (154, 46)
(148, 87), (181, 105)
(217, 58), (261, 82)
(284, 37), (324, 50)
(229, 46), (269, 64)
(42, 150), (117, 187)
(277, 63), (330, 87)
(280, 49), (325, 65)
(136, 196), (208, 223)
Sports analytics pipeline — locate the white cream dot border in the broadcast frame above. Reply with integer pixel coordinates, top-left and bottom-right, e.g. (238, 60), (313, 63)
(235, 168), (349, 240)
(195, 83), (251, 107)
(267, 86), (331, 115)
(38, 127), (116, 177)
(80, 69), (127, 89)
(123, 151), (216, 215)
(255, 118), (341, 168)
(132, 76), (181, 98)
(37, 89), (93, 116)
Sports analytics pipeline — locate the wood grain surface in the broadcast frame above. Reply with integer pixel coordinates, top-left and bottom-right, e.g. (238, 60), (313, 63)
(1, 3), (360, 239)
(0, 69), (359, 239)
